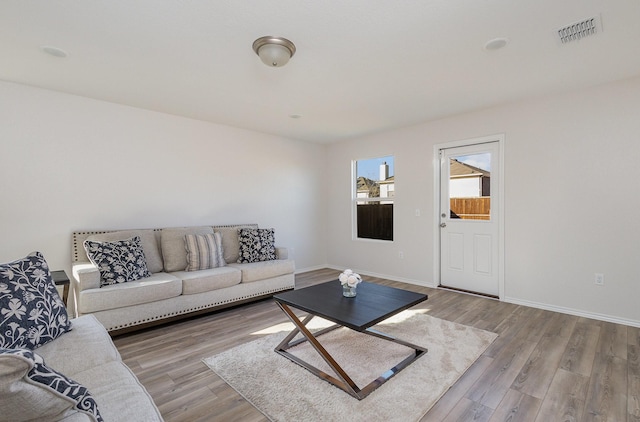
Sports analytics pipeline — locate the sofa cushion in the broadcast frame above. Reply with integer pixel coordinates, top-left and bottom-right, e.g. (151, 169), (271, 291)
(70, 360), (163, 422)
(85, 230), (163, 274)
(171, 267), (241, 295)
(185, 232), (225, 271)
(237, 228), (276, 263)
(0, 252), (72, 350)
(0, 347), (102, 422)
(161, 226), (213, 272)
(214, 225), (257, 265)
(228, 259), (295, 283)
(78, 273), (182, 314)
(84, 236), (151, 287)
(36, 315), (120, 376)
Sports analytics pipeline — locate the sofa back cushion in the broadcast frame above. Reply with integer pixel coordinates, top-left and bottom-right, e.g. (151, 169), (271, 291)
(214, 224), (258, 264)
(161, 226), (214, 272)
(84, 230), (163, 273)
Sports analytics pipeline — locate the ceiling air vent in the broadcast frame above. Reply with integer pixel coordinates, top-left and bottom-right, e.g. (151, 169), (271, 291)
(557, 15), (602, 44)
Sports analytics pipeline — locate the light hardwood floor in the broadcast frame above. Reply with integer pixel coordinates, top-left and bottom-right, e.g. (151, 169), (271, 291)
(113, 269), (640, 421)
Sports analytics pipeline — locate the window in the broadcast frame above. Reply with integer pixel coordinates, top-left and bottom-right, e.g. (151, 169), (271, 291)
(353, 156), (394, 241)
(449, 153), (491, 220)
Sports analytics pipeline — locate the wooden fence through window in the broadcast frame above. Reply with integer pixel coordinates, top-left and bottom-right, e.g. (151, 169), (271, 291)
(450, 197), (490, 220)
(356, 203), (393, 240)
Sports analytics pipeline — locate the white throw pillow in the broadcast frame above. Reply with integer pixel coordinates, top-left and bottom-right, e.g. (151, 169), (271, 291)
(184, 232), (226, 271)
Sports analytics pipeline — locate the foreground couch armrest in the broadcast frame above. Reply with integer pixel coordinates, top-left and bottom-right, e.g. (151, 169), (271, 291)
(72, 262), (101, 291)
(36, 315), (164, 421)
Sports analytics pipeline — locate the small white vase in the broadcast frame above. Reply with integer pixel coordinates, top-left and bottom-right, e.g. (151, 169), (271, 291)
(342, 285), (357, 297)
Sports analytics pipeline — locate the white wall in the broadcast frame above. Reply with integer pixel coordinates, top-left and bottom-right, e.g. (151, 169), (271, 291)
(0, 81), (327, 275)
(326, 75), (640, 326)
(3, 75), (639, 326)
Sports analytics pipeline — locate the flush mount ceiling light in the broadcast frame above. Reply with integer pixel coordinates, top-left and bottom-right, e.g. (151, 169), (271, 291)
(252, 36), (296, 67)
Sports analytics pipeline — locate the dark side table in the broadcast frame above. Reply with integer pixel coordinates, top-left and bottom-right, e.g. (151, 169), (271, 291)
(51, 270), (70, 306)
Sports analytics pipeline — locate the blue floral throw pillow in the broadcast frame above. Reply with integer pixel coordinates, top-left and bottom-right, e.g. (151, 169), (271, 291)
(237, 228), (277, 263)
(0, 252), (72, 349)
(0, 348), (103, 422)
(83, 236), (151, 287)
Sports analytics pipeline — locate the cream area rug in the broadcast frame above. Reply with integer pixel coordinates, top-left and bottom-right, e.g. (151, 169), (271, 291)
(203, 310), (497, 422)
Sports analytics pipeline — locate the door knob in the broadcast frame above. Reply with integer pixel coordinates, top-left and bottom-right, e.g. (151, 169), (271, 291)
(440, 222), (447, 228)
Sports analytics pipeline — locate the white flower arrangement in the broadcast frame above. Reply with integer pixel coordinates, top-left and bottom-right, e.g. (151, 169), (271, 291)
(339, 269), (362, 288)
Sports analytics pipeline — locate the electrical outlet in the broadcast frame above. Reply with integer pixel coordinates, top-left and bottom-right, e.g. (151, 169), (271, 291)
(398, 251), (404, 259)
(595, 273), (604, 285)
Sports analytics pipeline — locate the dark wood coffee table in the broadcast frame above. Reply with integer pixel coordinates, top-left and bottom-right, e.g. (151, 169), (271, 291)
(273, 280), (428, 400)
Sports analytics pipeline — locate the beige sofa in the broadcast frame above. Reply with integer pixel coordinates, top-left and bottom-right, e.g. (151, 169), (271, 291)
(33, 314), (163, 421)
(71, 224), (295, 333)
(1, 250), (163, 421)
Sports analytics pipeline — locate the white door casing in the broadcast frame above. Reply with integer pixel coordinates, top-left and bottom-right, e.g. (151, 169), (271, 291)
(434, 136), (504, 298)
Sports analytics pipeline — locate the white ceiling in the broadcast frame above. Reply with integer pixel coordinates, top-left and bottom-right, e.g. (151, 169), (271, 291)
(2, 1), (640, 143)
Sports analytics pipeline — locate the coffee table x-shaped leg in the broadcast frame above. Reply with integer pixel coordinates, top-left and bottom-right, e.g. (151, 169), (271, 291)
(274, 301), (428, 400)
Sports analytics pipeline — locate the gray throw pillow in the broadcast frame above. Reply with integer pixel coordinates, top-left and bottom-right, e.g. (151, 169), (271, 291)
(184, 232), (226, 271)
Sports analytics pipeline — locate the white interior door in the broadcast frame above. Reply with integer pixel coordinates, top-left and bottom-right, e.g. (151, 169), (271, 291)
(439, 141), (500, 296)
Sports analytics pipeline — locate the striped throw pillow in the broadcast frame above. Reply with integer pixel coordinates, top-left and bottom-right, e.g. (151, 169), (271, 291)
(184, 232), (225, 271)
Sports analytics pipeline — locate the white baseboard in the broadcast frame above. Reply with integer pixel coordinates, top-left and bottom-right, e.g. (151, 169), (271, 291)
(504, 296), (640, 328)
(294, 264), (329, 274)
(301, 266), (639, 328)
(325, 265), (437, 288)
